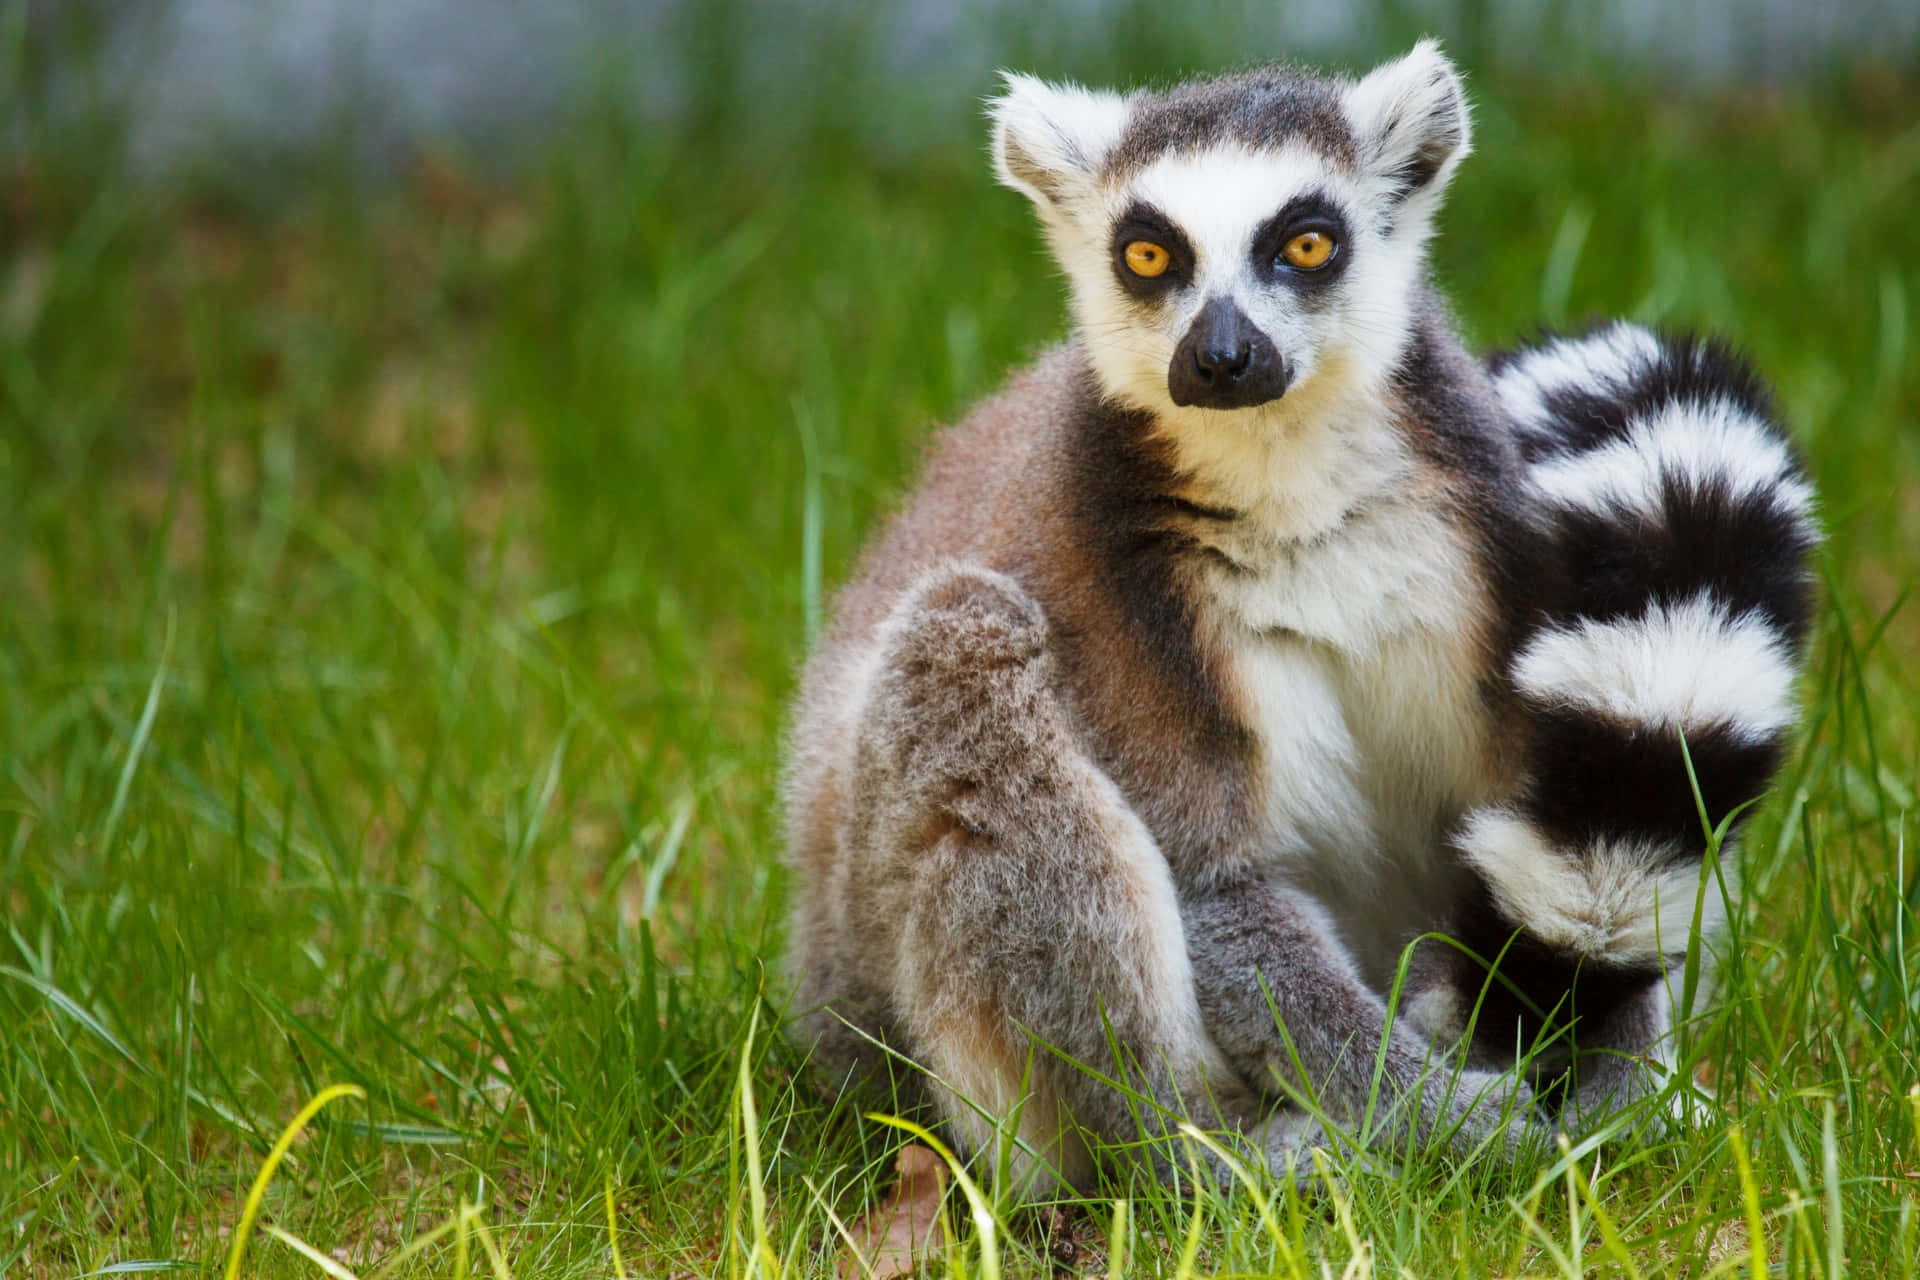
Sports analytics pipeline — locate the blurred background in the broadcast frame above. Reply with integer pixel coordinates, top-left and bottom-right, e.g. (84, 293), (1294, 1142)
(4, 1), (1919, 1273)
(11, 0), (1920, 182)
(16, 0), (1920, 182)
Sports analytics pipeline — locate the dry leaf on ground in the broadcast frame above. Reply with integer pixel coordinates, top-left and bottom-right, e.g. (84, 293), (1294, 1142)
(839, 1143), (949, 1279)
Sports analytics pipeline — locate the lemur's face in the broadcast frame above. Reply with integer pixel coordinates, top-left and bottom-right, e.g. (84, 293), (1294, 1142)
(1087, 147), (1380, 415)
(991, 43), (1470, 425)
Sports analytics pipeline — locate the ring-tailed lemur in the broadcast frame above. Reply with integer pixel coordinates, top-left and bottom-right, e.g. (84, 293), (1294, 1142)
(783, 42), (1816, 1192)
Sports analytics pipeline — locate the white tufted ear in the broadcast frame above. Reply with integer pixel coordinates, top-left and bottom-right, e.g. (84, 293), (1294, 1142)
(1342, 40), (1473, 205)
(988, 72), (1131, 210)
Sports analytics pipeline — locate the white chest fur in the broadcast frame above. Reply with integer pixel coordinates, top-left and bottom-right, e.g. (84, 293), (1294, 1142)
(1191, 426), (1498, 981)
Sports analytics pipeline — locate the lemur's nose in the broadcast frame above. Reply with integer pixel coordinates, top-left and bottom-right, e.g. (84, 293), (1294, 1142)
(1193, 338), (1253, 383)
(1168, 297), (1291, 410)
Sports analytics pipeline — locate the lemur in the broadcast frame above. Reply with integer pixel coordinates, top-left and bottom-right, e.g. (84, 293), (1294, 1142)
(783, 42), (1816, 1192)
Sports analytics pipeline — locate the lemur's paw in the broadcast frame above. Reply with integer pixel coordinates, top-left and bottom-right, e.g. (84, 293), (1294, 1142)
(1252, 1107), (1342, 1190)
(1397, 976), (1471, 1049)
(1559, 1050), (1706, 1143)
(1446, 1066), (1551, 1158)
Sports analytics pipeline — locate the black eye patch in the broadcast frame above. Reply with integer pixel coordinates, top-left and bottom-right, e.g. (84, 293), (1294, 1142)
(1110, 201), (1195, 300)
(1252, 192), (1351, 294)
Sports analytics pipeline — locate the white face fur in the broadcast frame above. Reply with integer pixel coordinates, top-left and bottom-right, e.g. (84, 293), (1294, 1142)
(990, 42), (1472, 445)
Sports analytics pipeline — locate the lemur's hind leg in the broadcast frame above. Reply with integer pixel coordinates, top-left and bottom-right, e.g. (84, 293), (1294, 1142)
(1419, 325), (1818, 1126)
(838, 565), (1276, 1193)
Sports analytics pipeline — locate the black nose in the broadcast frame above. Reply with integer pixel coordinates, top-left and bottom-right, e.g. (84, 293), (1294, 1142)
(1167, 297), (1290, 409)
(1193, 336), (1253, 384)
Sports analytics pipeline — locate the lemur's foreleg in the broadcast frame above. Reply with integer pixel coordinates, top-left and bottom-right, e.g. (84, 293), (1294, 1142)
(1185, 877), (1539, 1159)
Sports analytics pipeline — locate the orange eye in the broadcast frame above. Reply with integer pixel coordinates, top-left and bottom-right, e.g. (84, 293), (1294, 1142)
(1282, 230), (1336, 270)
(1124, 240), (1172, 278)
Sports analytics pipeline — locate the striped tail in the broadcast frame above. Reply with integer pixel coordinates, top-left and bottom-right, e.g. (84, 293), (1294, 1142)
(1446, 323), (1818, 1076)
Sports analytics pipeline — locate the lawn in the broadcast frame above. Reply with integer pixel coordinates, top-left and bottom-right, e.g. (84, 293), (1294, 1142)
(4, 26), (1920, 1280)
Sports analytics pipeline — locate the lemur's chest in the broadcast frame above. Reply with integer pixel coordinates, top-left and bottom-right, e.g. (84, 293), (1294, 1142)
(1198, 481), (1501, 973)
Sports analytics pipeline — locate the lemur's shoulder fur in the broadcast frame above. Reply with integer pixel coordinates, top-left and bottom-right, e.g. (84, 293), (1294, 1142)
(783, 43), (1816, 1192)
(789, 344), (1264, 894)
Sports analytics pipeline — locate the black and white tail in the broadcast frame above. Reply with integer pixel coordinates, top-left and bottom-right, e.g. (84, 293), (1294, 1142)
(1445, 323), (1818, 1098)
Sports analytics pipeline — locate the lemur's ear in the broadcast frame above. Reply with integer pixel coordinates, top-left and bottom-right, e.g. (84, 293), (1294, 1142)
(989, 73), (1130, 209)
(1342, 40), (1472, 204)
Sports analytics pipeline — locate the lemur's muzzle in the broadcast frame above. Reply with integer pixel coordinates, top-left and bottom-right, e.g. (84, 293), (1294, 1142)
(1168, 297), (1291, 410)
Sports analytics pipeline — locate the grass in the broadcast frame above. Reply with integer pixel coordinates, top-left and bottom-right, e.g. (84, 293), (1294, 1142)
(4, 29), (1920, 1279)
